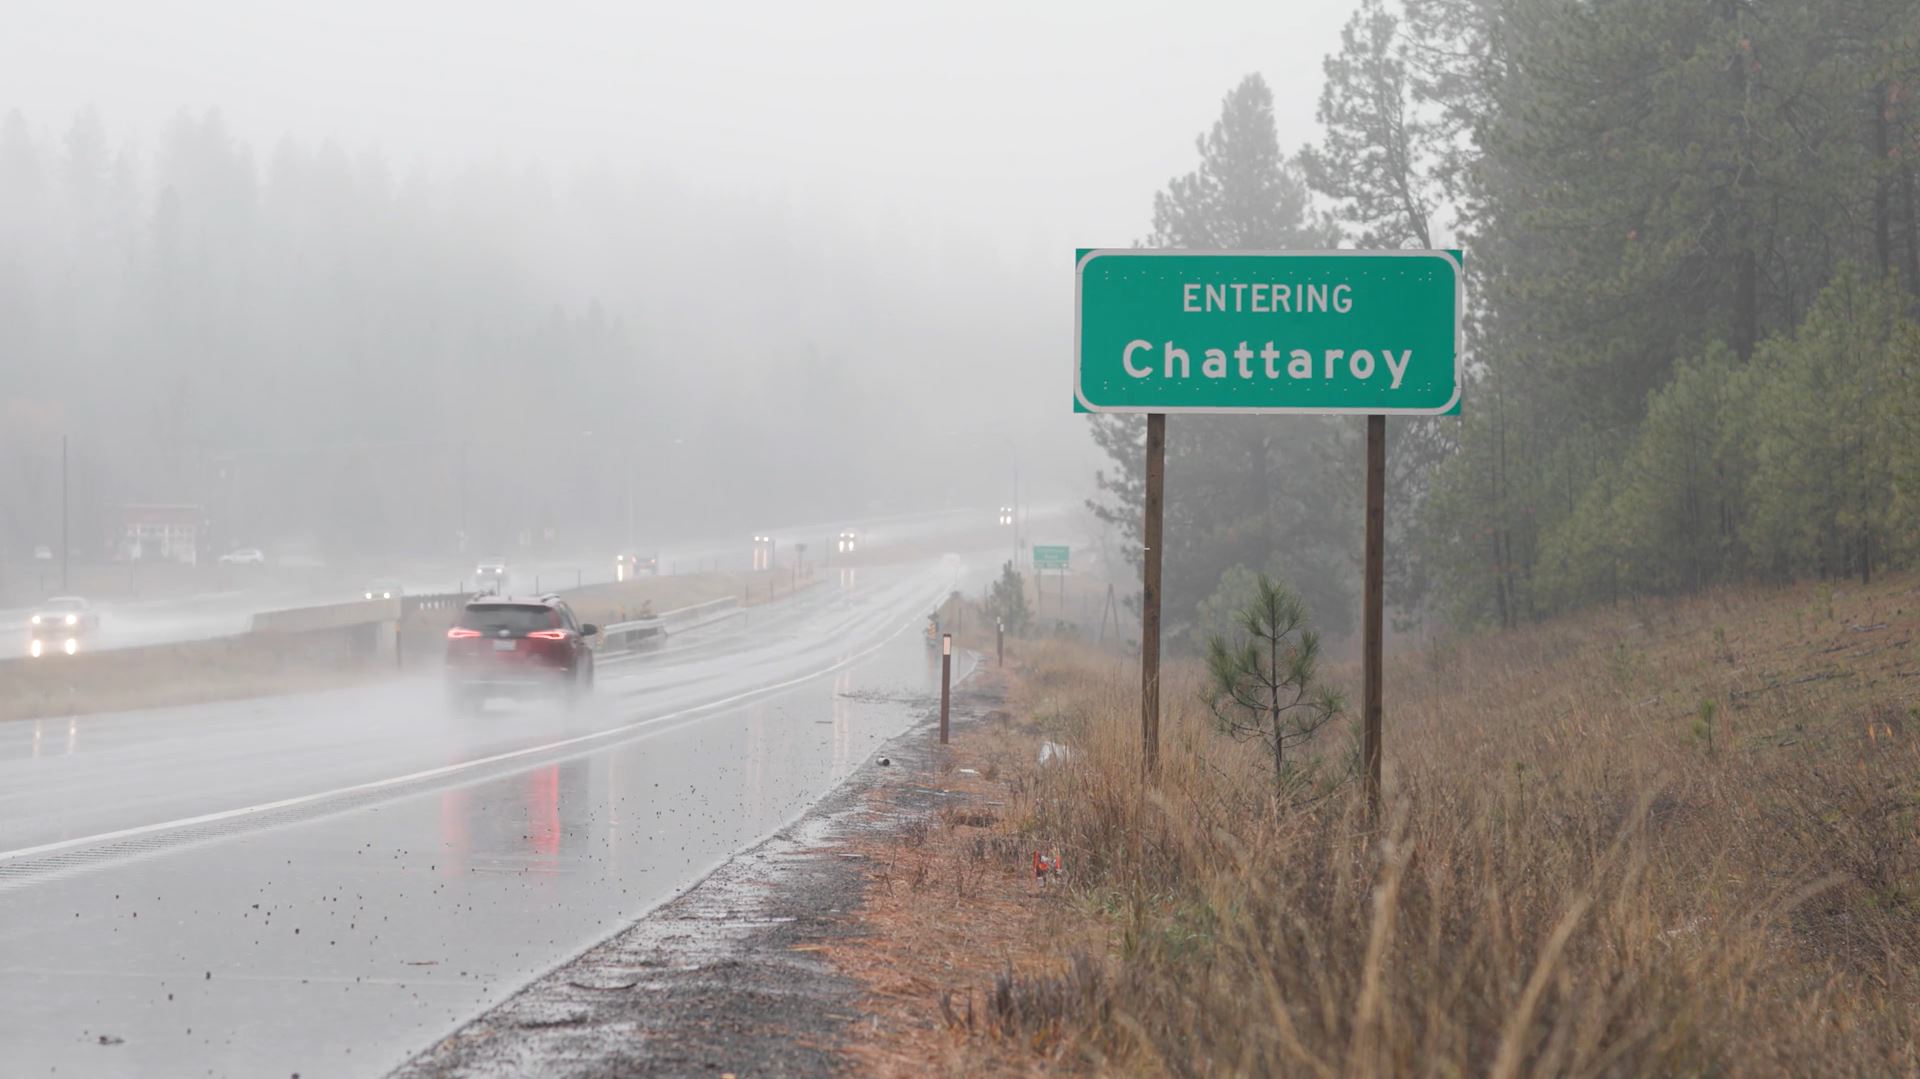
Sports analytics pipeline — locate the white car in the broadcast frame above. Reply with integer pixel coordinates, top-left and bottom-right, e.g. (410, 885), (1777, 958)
(219, 548), (266, 565)
(475, 558), (508, 594)
(28, 596), (98, 658)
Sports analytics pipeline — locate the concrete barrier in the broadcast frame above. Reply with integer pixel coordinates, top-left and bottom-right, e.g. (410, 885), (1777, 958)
(0, 622), (390, 721)
(251, 597), (400, 634)
(598, 597), (741, 654)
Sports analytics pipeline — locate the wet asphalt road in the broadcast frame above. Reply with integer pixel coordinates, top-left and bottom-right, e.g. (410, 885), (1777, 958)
(0, 555), (975, 1077)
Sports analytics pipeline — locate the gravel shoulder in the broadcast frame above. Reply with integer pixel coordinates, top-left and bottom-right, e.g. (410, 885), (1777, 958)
(392, 667), (1001, 1079)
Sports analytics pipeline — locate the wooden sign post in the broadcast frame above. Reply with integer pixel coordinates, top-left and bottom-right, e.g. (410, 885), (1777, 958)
(1140, 413), (1166, 777)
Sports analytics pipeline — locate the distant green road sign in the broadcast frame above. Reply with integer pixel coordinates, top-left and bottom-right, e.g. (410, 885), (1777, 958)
(1032, 545), (1069, 570)
(1074, 250), (1462, 415)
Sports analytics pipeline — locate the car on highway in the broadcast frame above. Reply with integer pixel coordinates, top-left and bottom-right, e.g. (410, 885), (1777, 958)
(363, 578), (404, 600)
(614, 550), (658, 582)
(444, 594), (597, 711)
(218, 547), (266, 565)
(28, 596), (98, 658)
(475, 557), (508, 593)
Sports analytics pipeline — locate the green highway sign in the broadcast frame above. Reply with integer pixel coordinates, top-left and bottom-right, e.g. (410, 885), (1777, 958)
(1032, 545), (1069, 570)
(1074, 250), (1463, 414)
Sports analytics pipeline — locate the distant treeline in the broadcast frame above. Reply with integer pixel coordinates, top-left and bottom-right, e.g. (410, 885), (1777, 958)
(0, 107), (644, 557)
(0, 108), (978, 561)
(1092, 0), (1920, 638)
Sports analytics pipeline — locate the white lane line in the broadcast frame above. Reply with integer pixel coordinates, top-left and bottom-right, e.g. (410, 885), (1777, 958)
(0, 577), (954, 865)
(0, 966), (480, 988)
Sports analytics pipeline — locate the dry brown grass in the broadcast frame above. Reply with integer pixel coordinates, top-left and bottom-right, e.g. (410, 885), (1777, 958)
(825, 677), (1068, 1077)
(846, 574), (1920, 1075)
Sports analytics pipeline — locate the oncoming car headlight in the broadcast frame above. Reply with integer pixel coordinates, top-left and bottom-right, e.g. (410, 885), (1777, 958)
(65, 613), (77, 626)
(30, 614), (41, 625)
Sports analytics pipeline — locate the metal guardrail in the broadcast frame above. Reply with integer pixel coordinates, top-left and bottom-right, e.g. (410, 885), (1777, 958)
(598, 597), (740, 654)
(658, 597), (739, 625)
(598, 616), (666, 652)
(402, 592), (468, 615)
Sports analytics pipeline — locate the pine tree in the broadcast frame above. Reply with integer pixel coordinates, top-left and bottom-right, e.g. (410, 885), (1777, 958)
(1301, 0), (1437, 249)
(1087, 75), (1354, 642)
(1202, 574), (1344, 792)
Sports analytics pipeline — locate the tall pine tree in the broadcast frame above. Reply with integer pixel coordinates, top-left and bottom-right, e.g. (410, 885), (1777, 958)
(1088, 75), (1354, 642)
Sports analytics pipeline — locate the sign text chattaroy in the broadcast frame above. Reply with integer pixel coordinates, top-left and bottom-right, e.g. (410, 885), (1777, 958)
(1073, 250), (1462, 415)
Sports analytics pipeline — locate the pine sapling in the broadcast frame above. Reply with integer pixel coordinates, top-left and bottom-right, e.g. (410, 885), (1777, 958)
(1202, 574), (1344, 795)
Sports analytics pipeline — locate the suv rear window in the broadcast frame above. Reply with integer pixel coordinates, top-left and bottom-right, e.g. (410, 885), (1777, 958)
(459, 604), (559, 634)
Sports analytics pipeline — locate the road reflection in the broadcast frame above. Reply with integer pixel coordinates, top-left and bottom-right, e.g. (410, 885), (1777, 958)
(437, 786), (470, 877)
(832, 670), (852, 772)
(436, 760), (587, 879)
(22, 717), (82, 759)
(745, 701), (768, 809)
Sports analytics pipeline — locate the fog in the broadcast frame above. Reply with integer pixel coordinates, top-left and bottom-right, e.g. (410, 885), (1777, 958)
(1, 1), (1349, 566)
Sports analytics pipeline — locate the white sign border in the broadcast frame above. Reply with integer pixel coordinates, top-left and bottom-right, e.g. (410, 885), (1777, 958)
(1073, 248), (1465, 416)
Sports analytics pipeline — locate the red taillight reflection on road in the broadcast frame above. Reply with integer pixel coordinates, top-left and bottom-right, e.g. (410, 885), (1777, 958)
(527, 765), (560, 863)
(438, 787), (471, 877)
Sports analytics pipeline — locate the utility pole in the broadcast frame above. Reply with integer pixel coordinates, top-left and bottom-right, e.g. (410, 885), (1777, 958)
(457, 441), (469, 555)
(61, 435), (70, 592)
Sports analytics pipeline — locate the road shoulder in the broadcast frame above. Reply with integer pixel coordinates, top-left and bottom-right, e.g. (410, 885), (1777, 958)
(393, 667), (1010, 1078)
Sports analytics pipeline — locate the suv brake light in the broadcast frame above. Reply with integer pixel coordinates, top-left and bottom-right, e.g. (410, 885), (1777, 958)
(447, 627), (482, 639)
(527, 629), (568, 640)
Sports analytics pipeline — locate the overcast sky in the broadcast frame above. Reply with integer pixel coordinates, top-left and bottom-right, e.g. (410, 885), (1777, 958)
(7, 1), (1359, 514)
(9, 1), (1351, 260)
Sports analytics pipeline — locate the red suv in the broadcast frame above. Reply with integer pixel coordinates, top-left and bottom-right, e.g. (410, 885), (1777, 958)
(445, 595), (597, 711)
